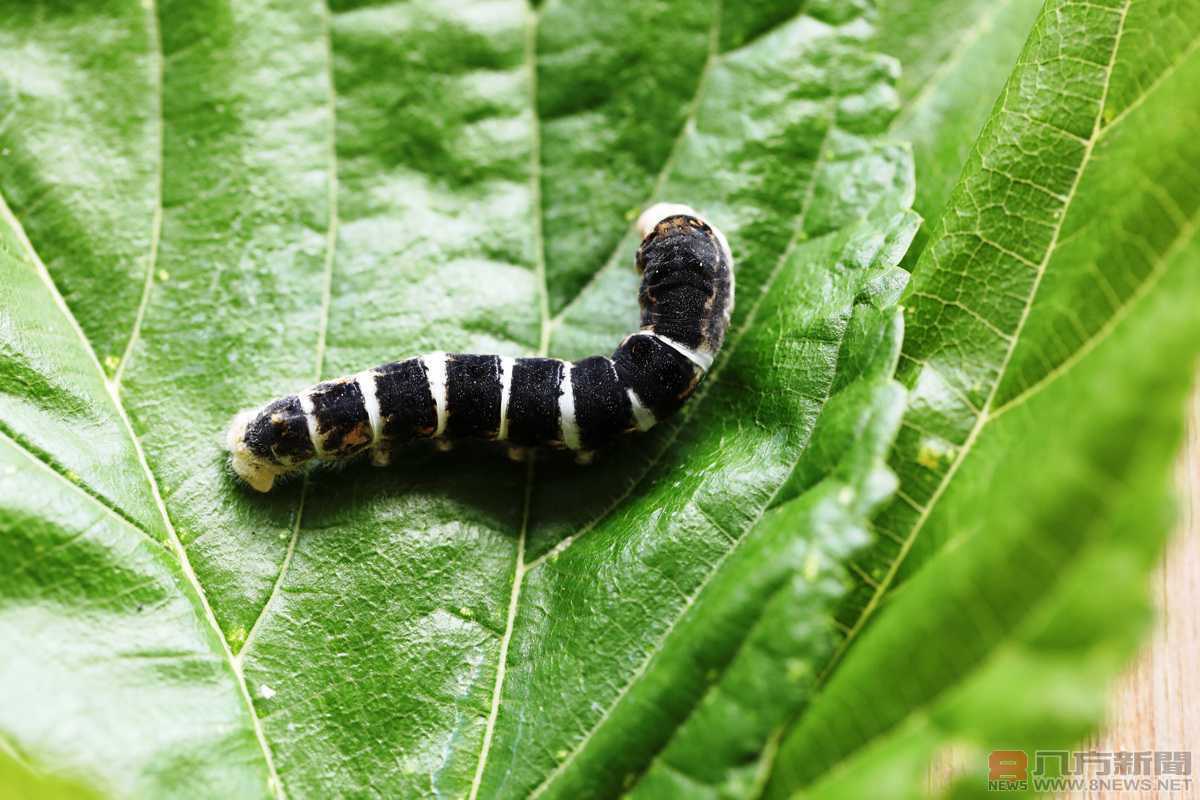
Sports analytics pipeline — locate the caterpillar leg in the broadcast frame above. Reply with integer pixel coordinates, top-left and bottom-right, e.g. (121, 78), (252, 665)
(370, 441), (394, 467)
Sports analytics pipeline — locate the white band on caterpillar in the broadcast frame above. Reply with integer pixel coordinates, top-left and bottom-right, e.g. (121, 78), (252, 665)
(497, 356), (515, 441)
(299, 391), (321, 455)
(627, 388), (657, 432)
(424, 352), (448, 438)
(357, 370), (383, 445)
(558, 361), (581, 450)
(629, 331), (714, 372)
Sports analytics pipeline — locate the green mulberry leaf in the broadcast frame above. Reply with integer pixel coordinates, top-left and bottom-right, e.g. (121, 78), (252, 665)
(0, 1), (915, 797)
(766, 0), (1200, 795)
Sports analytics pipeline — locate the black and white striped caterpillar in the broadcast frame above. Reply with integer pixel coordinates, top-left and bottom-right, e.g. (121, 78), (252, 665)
(226, 203), (734, 492)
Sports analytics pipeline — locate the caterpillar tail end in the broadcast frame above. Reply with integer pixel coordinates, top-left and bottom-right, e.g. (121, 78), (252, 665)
(226, 409), (283, 493)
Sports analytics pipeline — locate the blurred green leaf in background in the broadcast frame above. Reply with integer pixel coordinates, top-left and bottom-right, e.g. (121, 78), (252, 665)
(0, 0), (1196, 798)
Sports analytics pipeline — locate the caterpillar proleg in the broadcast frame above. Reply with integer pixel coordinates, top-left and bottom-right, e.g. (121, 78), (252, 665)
(227, 203), (735, 492)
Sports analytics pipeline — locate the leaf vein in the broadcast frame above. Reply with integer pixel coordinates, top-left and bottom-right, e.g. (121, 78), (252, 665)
(0, 424), (165, 549)
(468, 7), (549, 794)
(112, 0), (165, 389)
(547, 0), (724, 327)
(0, 83), (288, 796)
(235, 0), (343, 674)
(1099, 33), (1200, 135)
(990, 201), (1200, 421)
(888, 0), (1014, 133)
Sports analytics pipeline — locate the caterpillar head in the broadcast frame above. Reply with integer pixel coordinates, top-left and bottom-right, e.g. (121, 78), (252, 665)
(636, 203), (699, 238)
(226, 409), (285, 493)
(634, 202), (735, 356)
(635, 202), (734, 273)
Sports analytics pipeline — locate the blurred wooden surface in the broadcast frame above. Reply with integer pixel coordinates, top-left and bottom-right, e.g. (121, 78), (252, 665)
(926, 388), (1200, 797)
(1073, 389), (1200, 800)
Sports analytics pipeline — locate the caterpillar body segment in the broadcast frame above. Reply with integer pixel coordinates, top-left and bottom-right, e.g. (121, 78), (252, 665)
(227, 204), (734, 492)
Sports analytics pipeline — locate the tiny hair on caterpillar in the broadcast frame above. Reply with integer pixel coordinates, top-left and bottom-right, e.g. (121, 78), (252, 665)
(226, 203), (735, 492)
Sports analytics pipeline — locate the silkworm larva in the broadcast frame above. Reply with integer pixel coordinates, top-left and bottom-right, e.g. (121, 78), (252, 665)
(226, 203), (734, 491)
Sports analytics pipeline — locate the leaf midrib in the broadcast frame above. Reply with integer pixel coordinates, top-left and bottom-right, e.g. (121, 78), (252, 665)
(218, 3), (348, 793)
(469, 2), (729, 792)
(0, 0), (292, 793)
(0, 147), (286, 799)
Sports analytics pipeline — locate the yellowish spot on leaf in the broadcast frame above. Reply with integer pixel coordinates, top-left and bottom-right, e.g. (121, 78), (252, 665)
(786, 658), (811, 683)
(228, 626), (248, 648)
(803, 550), (821, 582)
(916, 438), (956, 470)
